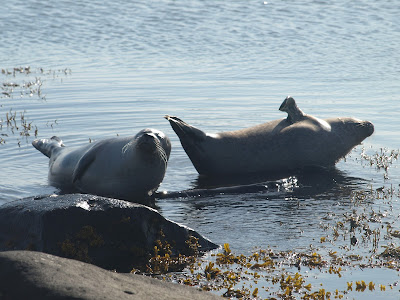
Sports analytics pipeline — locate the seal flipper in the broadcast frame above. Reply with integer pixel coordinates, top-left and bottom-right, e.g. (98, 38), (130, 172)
(165, 115), (211, 175)
(279, 96), (305, 124)
(72, 142), (105, 184)
(32, 136), (65, 158)
(164, 115), (207, 142)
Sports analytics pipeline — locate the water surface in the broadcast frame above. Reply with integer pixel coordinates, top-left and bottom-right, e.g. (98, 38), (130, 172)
(1, 0), (399, 298)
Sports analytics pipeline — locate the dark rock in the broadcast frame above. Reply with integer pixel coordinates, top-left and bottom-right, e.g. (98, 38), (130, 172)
(0, 250), (221, 300)
(0, 194), (217, 272)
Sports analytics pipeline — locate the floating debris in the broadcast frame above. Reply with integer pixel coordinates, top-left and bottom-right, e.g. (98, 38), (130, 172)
(154, 240), (397, 299)
(361, 147), (400, 179)
(1, 66), (70, 146)
(150, 174), (400, 299)
(379, 244), (400, 260)
(0, 108), (38, 143)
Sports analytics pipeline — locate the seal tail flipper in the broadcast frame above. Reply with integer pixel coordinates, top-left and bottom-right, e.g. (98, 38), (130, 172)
(164, 115), (206, 142)
(32, 136), (65, 158)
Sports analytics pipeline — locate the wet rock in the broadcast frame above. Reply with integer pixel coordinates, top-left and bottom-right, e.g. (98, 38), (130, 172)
(0, 194), (217, 272)
(0, 250), (220, 300)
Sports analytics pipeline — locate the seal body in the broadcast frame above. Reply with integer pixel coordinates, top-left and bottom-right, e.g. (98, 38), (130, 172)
(166, 97), (374, 176)
(32, 129), (171, 200)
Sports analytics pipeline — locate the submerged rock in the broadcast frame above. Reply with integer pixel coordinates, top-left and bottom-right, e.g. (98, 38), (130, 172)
(0, 194), (217, 272)
(0, 250), (220, 300)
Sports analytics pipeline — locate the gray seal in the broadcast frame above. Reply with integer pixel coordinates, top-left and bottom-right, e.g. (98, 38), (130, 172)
(165, 96), (374, 176)
(32, 129), (171, 200)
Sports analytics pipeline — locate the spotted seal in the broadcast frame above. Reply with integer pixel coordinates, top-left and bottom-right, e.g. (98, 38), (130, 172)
(32, 129), (171, 200)
(165, 97), (374, 176)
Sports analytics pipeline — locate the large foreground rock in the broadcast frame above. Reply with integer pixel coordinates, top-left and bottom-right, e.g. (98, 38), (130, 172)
(0, 250), (220, 300)
(0, 194), (217, 272)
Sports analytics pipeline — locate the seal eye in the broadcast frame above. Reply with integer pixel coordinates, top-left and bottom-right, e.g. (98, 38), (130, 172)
(139, 128), (164, 141)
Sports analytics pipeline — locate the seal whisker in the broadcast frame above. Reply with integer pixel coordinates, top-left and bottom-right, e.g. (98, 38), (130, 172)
(122, 141), (135, 154)
(155, 142), (168, 169)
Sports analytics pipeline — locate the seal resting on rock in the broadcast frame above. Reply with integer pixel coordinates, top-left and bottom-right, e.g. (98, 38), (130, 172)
(165, 97), (374, 176)
(32, 129), (171, 200)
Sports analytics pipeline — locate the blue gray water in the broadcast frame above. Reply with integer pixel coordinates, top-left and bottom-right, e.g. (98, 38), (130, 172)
(1, 0), (400, 298)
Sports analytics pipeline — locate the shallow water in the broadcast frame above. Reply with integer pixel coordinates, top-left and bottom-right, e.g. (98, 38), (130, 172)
(1, 0), (400, 298)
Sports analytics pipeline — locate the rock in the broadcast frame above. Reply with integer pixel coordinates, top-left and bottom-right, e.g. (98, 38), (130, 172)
(0, 194), (217, 272)
(0, 250), (220, 300)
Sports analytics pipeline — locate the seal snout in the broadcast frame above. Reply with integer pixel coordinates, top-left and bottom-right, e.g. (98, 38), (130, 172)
(136, 133), (157, 150)
(364, 121), (374, 137)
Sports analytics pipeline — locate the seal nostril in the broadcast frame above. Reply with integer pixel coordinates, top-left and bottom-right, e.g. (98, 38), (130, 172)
(124, 290), (134, 295)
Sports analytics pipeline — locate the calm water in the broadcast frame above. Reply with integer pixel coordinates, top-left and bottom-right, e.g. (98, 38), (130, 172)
(1, 0), (400, 298)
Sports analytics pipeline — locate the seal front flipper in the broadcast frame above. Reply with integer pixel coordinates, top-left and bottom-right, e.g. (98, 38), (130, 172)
(280, 96), (332, 131)
(32, 136), (65, 158)
(164, 115), (206, 141)
(72, 142), (105, 184)
(279, 96), (305, 124)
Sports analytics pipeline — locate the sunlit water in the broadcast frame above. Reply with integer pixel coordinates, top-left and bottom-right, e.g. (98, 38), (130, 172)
(1, 0), (400, 298)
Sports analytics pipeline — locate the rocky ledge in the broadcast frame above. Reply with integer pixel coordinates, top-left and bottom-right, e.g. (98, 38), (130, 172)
(0, 250), (220, 300)
(0, 194), (218, 272)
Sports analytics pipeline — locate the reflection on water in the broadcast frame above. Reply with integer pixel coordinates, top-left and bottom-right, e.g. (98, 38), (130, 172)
(157, 166), (372, 254)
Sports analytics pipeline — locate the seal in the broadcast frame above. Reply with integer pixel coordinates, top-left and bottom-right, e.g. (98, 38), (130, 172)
(165, 96), (374, 176)
(32, 129), (171, 200)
